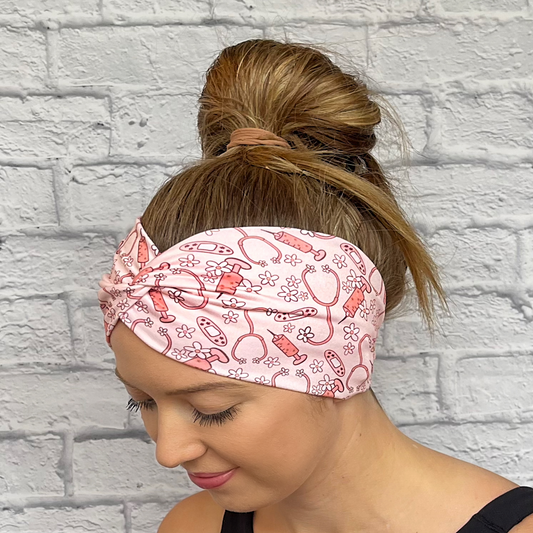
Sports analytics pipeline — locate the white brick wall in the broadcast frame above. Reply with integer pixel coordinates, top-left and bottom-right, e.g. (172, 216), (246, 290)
(0, 1), (532, 531)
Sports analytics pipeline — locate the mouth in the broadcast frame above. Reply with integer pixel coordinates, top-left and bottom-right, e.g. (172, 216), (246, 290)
(189, 469), (233, 478)
(188, 468), (237, 489)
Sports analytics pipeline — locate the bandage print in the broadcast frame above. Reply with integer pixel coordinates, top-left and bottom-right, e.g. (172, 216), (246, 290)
(98, 218), (386, 400)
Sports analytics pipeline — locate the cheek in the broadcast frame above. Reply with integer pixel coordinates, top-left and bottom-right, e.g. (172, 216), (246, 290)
(141, 410), (158, 441)
(237, 405), (328, 480)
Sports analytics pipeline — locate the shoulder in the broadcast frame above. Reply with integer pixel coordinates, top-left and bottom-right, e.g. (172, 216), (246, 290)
(157, 490), (226, 533)
(509, 513), (533, 533)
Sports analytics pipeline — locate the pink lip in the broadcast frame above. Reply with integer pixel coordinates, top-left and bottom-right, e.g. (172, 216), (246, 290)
(188, 468), (237, 489)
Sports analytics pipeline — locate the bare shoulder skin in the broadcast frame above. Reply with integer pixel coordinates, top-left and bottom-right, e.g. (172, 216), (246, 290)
(158, 491), (225, 533)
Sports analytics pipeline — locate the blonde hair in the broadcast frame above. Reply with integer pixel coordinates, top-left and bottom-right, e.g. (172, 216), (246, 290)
(143, 38), (447, 340)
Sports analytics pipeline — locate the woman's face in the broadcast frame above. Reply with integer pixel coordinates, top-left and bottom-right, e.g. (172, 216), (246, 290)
(110, 319), (341, 512)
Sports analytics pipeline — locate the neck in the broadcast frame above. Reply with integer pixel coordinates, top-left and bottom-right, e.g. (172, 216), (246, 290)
(256, 392), (449, 533)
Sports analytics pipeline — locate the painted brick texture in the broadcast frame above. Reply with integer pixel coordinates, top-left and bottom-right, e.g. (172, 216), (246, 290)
(0, 1), (532, 531)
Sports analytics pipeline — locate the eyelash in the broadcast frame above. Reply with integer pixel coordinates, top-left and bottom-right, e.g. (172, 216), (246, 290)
(126, 398), (239, 427)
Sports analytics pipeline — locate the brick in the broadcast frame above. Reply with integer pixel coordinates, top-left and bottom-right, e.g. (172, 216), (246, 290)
(523, 229), (533, 283)
(0, 506), (124, 532)
(0, 96), (109, 158)
(73, 438), (185, 494)
(442, 92), (533, 152)
(401, 422), (533, 482)
(0, 436), (63, 495)
(0, 28), (46, 87)
(374, 93), (428, 161)
(368, 21), (533, 83)
(111, 94), (198, 155)
(427, 228), (518, 284)
(441, 0), (526, 11)
(0, 299), (71, 365)
(0, 167), (56, 230)
(0, 371), (129, 431)
(215, 0), (420, 20)
(265, 24), (367, 72)
(59, 26), (262, 87)
(72, 305), (115, 366)
(456, 355), (533, 417)
(130, 502), (180, 533)
(0, 234), (117, 295)
(403, 164), (533, 221)
(382, 293), (533, 353)
(69, 165), (169, 224)
(105, 0), (210, 13)
(1, 0), (99, 14)
(372, 355), (440, 424)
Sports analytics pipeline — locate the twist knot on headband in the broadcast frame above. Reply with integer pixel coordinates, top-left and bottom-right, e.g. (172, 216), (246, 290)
(98, 218), (386, 400)
(226, 127), (290, 150)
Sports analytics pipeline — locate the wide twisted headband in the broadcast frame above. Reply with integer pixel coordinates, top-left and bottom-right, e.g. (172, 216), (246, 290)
(98, 217), (386, 400)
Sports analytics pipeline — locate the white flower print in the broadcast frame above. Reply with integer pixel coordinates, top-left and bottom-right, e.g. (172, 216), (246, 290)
(306, 264), (316, 273)
(343, 342), (355, 355)
(179, 254), (200, 268)
(221, 297), (246, 309)
(297, 325), (315, 343)
(171, 348), (188, 361)
(135, 301), (149, 313)
(321, 264), (332, 274)
(263, 356), (281, 368)
(284, 254), (302, 267)
(342, 280), (352, 293)
(318, 374), (335, 392)
(359, 303), (370, 321)
(154, 273), (166, 281)
(116, 299), (129, 311)
(122, 255), (133, 267)
(110, 287), (121, 299)
(125, 287), (135, 297)
(158, 327), (168, 336)
(184, 341), (211, 359)
(254, 376), (271, 385)
(258, 270), (279, 286)
(346, 270), (363, 289)
(222, 310), (239, 324)
(332, 254), (347, 269)
(240, 279), (262, 294)
(309, 359), (324, 373)
(283, 323), (295, 333)
(277, 285), (299, 302)
(118, 311), (131, 324)
(299, 291), (309, 301)
(205, 260), (232, 276)
(144, 317), (154, 328)
(343, 323), (360, 341)
(201, 274), (217, 284)
(285, 275), (301, 288)
(176, 324), (195, 339)
(300, 230), (315, 237)
(228, 368), (249, 379)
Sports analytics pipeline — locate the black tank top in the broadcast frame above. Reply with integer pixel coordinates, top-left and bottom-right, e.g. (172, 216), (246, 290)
(220, 486), (533, 533)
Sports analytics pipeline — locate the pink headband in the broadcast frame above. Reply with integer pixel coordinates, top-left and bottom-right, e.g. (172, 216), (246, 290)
(98, 218), (386, 400)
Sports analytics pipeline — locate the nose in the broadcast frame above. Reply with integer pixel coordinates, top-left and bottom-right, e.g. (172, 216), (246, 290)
(153, 407), (207, 469)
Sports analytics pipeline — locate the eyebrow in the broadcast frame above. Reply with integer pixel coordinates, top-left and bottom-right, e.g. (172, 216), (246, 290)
(114, 368), (246, 395)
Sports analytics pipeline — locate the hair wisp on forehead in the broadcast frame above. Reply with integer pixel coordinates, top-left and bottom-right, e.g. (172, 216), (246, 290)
(142, 38), (448, 334)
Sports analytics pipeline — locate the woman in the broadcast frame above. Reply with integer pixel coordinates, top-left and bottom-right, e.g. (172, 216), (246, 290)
(98, 39), (533, 533)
